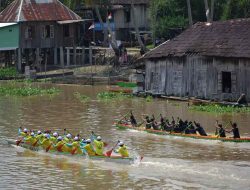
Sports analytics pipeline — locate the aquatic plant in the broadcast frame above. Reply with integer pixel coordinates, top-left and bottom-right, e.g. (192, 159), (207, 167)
(97, 92), (132, 100)
(74, 92), (90, 103)
(189, 104), (250, 114)
(145, 95), (153, 102)
(0, 67), (19, 78)
(0, 85), (60, 96)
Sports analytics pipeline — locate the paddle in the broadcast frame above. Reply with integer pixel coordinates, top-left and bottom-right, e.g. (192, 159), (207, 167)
(71, 147), (78, 155)
(116, 111), (130, 124)
(46, 143), (52, 152)
(32, 139), (39, 147)
(16, 139), (23, 146)
(57, 143), (65, 152)
(106, 140), (120, 157)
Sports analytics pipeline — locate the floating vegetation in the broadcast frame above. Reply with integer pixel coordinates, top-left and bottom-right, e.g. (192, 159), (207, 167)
(74, 92), (90, 103)
(0, 67), (20, 79)
(189, 104), (250, 114)
(97, 92), (132, 100)
(0, 84), (60, 97)
(145, 95), (153, 102)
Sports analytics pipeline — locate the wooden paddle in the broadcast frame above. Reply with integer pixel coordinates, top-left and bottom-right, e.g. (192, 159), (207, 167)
(32, 139), (39, 147)
(46, 143), (52, 152)
(71, 147), (78, 155)
(106, 141), (120, 157)
(16, 139), (22, 146)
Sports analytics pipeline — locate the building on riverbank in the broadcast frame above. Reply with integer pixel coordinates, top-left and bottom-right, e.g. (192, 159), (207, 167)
(140, 18), (250, 101)
(0, 0), (83, 72)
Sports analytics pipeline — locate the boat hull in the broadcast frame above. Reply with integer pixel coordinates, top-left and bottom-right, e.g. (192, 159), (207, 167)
(115, 123), (250, 143)
(7, 140), (138, 164)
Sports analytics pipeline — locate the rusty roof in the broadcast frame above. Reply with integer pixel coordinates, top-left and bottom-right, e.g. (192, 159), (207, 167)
(110, 0), (150, 5)
(144, 19), (250, 59)
(0, 0), (82, 22)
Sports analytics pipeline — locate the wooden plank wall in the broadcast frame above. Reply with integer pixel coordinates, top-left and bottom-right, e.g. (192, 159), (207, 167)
(145, 56), (250, 101)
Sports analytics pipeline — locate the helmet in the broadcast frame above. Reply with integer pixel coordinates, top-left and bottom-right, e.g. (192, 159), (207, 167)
(74, 136), (79, 141)
(97, 136), (102, 141)
(30, 132), (35, 136)
(44, 133), (49, 138)
(86, 139), (91, 143)
(81, 139), (86, 143)
(118, 141), (124, 146)
(23, 128), (28, 133)
(66, 134), (72, 138)
(57, 136), (63, 141)
(53, 132), (58, 137)
(37, 130), (42, 135)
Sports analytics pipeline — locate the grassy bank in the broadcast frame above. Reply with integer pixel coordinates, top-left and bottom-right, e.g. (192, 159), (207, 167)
(189, 104), (250, 114)
(0, 67), (20, 79)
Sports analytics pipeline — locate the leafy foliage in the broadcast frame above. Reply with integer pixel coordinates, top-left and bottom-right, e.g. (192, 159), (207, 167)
(97, 92), (132, 100)
(0, 82), (60, 96)
(0, 67), (19, 79)
(74, 92), (90, 103)
(189, 104), (250, 114)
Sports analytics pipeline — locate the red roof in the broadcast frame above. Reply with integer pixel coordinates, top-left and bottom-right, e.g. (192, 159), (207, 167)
(144, 19), (250, 59)
(0, 0), (82, 22)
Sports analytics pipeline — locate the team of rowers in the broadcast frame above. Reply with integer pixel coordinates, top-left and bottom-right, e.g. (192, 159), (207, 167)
(17, 128), (129, 157)
(121, 111), (240, 138)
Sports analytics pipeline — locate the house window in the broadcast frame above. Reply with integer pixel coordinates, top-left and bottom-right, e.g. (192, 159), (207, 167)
(125, 9), (131, 23)
(42, 25), (54, 38)
(222, 71), (231, 93)
(25, 26), (34, 39)
(64, 25), (70, 37)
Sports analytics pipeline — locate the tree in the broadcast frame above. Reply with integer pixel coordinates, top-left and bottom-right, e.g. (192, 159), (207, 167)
(222, 0), (250, 20)
(149, 0), (187, 40)
(186, 0), (193, 26)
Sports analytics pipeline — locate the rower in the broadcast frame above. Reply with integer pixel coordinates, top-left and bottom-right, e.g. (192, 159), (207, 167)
(83, 139), (96, 156)
(71, 136), (82, 154)
(194, 122), (207, 136)
(115, 141), (129, 157)
(143, 115), (152, 129)
(19, 128), (29, 137)
(50, 132), (58, 144)
(227, 122), (240, 138)
(39, 134), (51, 150)
(130, 111), (137, 127)
(24, 132), (37, 145)
(54, 136), (67, 152)
(64, 133), (72, 143)
(216, 122), (226, 137)
(93, 136), (104, 156)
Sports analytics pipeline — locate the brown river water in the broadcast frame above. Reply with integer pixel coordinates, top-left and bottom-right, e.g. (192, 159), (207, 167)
(0, 84), (250, 190)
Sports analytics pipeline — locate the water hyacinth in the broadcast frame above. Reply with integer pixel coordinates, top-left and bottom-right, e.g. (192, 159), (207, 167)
(74, 92), (90, 103)
(97, 92), (132, 100)
(0, 85), (60, 96)
(189, 104), (250, 114)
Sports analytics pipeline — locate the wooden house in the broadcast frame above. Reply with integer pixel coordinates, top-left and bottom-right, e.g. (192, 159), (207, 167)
(141, 19), (250, 101)
(0, 0), (83, 72)
(110, 0), (151, 42)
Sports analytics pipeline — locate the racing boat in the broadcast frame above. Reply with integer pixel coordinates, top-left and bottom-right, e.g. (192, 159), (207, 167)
(115, 123), (250, 143)
(7, 139), (142, 164)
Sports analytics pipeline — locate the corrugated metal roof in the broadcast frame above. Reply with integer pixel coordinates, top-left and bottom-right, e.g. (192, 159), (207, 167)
(144, 19), (250, 59)
(0, 0), (82, 22)
(0, 23), (17, 28)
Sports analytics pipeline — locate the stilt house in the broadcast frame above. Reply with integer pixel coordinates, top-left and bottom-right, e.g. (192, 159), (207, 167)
(142, 19), (250, 101)
(0, 0), (83, 72)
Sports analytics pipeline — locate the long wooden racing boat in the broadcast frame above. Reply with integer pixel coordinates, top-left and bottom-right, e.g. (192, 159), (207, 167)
(7, 139), (142, 164)
(115, 123), (250, 143)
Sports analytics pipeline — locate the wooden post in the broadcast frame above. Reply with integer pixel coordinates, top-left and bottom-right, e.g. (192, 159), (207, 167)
(60, 46), (64, 67)
(54, 47), (58, 65)
(89, 46), (93, 65)
(73, 45), (76, 66)
(66, 48), (70, 66)
(81, 46), (85, 65)
(35, 48), (40, 71)
(17, 48), (22, 72)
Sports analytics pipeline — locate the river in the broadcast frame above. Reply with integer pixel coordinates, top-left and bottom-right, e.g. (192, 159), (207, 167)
(0, 84), (250, 190)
